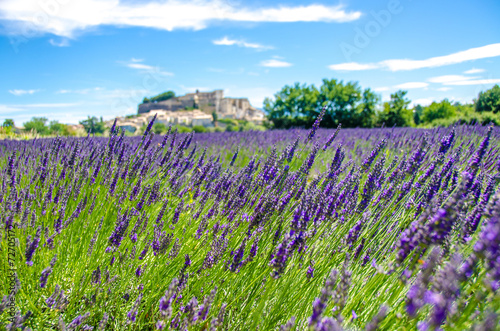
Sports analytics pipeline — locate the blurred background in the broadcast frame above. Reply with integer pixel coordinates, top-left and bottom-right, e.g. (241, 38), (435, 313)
(0, 0), (499, 136)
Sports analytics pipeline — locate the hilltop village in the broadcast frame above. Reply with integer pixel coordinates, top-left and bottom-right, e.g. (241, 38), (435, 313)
(112, 89), (265, 133)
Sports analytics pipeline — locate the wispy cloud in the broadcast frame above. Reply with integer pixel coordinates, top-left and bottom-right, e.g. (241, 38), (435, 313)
(0, 1), (361, 38)
(427, 74), (500, 86)
(0, 104), (24, 113)
(329, 43), (500, 71)
(464, 68), (485, 74)
(428, 75), (477, 84)
(119, 59), (174, 76)
(328, 62), (379, 71)
(213, 36), (272, 50)
(49, 38), (70, 47)
(8, 89), (39, 96)
(57, 87), (103, 94)
(260, 59), (292, 68)
(373, 87), (389, 92)
(394, 82), (428, 89)
(16, 102), (81, 108)
(445, 79), (500, 86)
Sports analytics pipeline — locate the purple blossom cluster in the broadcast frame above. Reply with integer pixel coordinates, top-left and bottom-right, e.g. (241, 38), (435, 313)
(2, 119), (500, 330)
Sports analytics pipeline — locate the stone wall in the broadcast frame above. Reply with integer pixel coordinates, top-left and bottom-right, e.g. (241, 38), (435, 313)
(138, 89), (264, 123)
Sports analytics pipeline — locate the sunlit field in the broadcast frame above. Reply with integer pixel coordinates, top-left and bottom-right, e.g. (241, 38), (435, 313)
(1, 117), (500, 330)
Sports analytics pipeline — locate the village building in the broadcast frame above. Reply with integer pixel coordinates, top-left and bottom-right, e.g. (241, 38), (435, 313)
(138, 89), (265, 123)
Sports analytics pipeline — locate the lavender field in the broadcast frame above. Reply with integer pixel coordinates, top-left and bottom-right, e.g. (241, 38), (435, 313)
(1, 118), (500, 330)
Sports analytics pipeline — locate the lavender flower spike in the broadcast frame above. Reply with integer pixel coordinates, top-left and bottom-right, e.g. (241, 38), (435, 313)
(307, 106), (327, 141)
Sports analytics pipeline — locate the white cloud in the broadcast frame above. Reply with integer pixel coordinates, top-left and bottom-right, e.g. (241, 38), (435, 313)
(394, 82), (428, 89)
(329, 43), (500, 71)
(57, 87), (103, 94)
(0, 1), (361, 38)
(119, 59), (174, 76)
(260, 59), (292, 68)
(17, 102), (80, 108)
(464, 68), (485, 74)
(0, 104), (24, 113)
(373, 87), (389, 92)
(8, 89), (39, 96)
(127, 63), (156, 70)
(412, 98), (434, 106)
(49, 38), (70, 47)
(446, 79), (500, 86)
(428, 75), (477, 84)
(213, 36), (272, 50)
(427, 75), (500, 86)
(328, 62), (379, 71)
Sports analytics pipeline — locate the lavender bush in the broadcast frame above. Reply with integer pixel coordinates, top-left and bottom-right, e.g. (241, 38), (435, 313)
(1, 119), (500, 330)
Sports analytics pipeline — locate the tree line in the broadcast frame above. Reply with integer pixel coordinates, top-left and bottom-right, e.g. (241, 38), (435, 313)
(264, 79), (500, 129)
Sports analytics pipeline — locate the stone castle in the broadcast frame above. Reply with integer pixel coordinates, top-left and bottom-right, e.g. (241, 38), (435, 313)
(138, 89), (265, 122)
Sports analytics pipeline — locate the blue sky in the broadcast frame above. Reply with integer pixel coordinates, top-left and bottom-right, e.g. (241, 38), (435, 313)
(0, 0), (499, 125)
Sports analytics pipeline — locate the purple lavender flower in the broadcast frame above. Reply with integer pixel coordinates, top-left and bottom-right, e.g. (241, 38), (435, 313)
(67, 312), (90, 330)
(362, 139), (386, 170)
(197, 287), (217, 321)
(25, 226), (41, 266)
(307, 263), (315, 279)
(39, 254), (57, 288)
(159, 278), (179, 320)
(127, 293), (143, 323)
(230, 240), (246, 272)
(108, 209), (131, 248)
(143, 113), (157, 137)
(309, 269), (338, 327)
(172, 200), (183, 225)
(92, 266), (102, 284)
(307, 106), (327, 141)
(323, 123), (341, 151)
(184, 254), (192, 268)
(438, 127), (455, 155)
(230, 147), (240, 167)
(135, 264), (145, 277)
(469, 126), (492, 169)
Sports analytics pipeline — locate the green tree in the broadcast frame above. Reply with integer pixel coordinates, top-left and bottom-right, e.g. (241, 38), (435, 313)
(317, 79), (362, 127)
(265, 79), (378, 129)
(377, 90), (413, 127)
(2, 119), (14, 128)
(211, 110), (218, 126)
(49, 120), (66, 134)
(143, 91), (176, 104)
(24, 117), (50, 135)
(152, 122), (167, 134)
(80, 116), (106, 134)
(475, 84), (500, 113)
(264, 82), (319, 129)
(421, 99), (456, 123)
(192, 125), (207, 133)
(357, 88), (379, 128)
(413, 105), (424, 125)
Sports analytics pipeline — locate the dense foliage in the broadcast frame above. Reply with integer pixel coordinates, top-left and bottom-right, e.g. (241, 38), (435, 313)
(143, 91), (176, 104)
(22, 117), (76, 137)
(80, 117), (106, 135)
(1, 116), (500, 330)
(264, 79), (380, 129)
(476, 84), (500, 114)
(265, 82), (500, 129)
